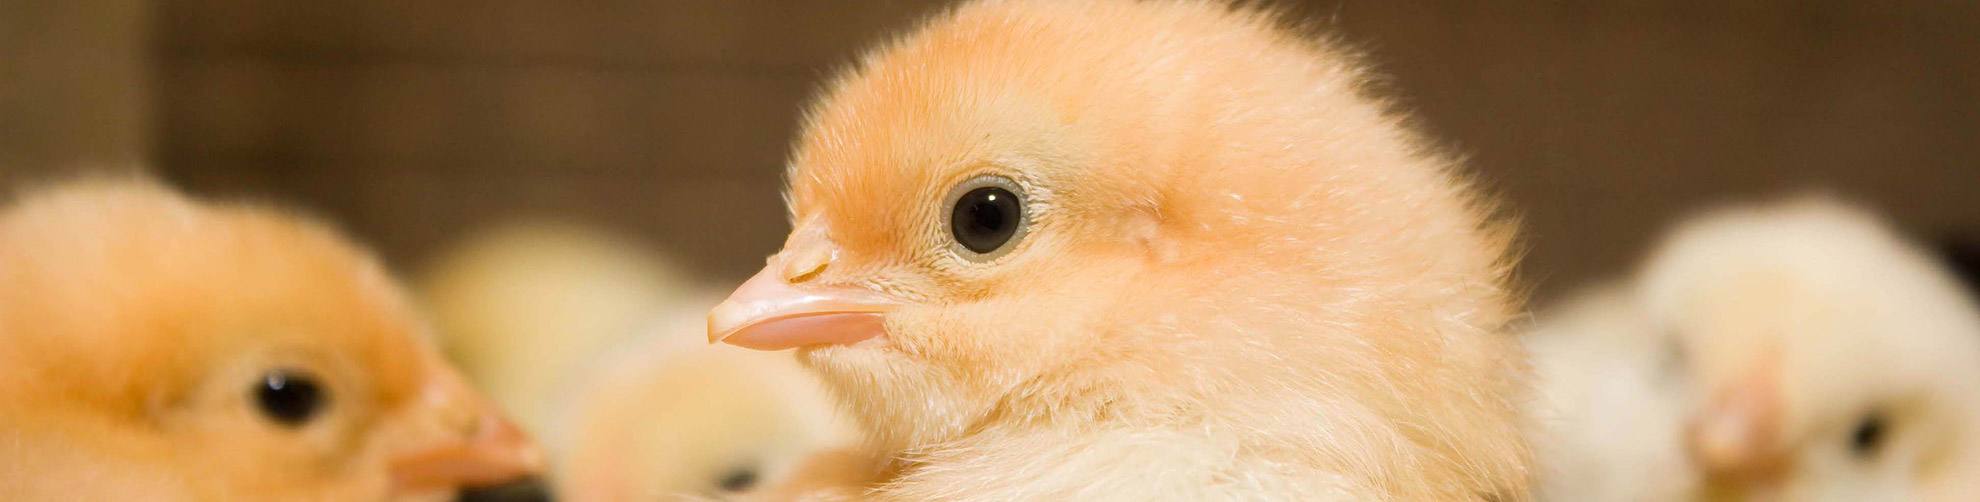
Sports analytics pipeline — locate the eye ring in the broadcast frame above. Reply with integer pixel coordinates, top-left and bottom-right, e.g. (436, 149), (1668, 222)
(254, 368), (328, 427)
(944, 174), (1030, 262)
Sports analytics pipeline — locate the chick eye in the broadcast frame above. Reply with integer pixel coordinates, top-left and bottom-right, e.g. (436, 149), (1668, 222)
(254, 369), (326, 426)
(1850, 413), (1887, 459)
(947, 175), (1028, 260)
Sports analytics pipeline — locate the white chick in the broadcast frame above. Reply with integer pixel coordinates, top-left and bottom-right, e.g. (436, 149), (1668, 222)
(1528, 195), (1980, 502)
(1524, 286), (1701, 502)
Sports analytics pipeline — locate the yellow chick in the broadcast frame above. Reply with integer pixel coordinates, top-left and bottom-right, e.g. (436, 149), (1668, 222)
(557, 302), (858, 502)
(417, 221), (857, 501)
(1527, 195), (1980, 501)
(0, 179), (546, 501)
(707, 0), (1533, 500)
(419, 220), (700, 434)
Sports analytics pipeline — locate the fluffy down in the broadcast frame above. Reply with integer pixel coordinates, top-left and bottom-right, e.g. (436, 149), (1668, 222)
(1524, 286), (1700, 501)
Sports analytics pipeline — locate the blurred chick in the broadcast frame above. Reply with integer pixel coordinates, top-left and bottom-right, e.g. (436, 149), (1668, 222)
(1524, 286), (1701, 502)
(417, 222), (857, 501)
(418, 221), (700, 434)
(557, 302), (857, 502)
(1644, 196), (1980, 501)
(0, 179), (545, 502)
(2, 419), (195, 502)
(707, 1), (1532, 500)
(1528, 196), (1980, 501)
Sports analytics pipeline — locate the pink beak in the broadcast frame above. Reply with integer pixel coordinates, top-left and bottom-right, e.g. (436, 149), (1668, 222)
(1688, 351), (1787, 482)
(707, 220), (899, 351)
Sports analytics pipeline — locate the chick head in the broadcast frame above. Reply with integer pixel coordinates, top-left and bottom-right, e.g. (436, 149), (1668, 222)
(1639, 196), (1980, 501)
(708, 1), (1527, 495)
(0, 179), (544, 501)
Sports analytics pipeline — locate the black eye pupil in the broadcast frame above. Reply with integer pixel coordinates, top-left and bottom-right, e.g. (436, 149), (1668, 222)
(717, 468), (759, 492)
(256, 369), (325, 426)
(1850, 414), (1886, 458)
(952, 186), (1021, 254)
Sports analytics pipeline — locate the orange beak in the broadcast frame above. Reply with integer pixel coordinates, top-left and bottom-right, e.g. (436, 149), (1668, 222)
(708, 219), (899, 351)
(387, 366), (542, 493)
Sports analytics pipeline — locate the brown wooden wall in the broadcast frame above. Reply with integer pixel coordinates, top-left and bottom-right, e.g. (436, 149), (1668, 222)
(14, 1), (1980, 301)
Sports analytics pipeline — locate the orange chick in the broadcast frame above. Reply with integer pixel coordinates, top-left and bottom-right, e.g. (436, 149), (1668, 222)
(0, 179), (548, 502)
(707, 1), (1532, 500)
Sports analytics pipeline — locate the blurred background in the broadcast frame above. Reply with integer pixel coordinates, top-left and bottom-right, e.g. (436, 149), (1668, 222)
(4, 0), (1976, 301)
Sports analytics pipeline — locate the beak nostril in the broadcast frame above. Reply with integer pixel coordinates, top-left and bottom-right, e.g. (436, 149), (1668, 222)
(781, 247), (833, 283)
(457, 476), (552, 502)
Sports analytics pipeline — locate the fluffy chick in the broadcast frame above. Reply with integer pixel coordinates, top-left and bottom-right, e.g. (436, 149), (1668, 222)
(557, 302), (858, 502)
(1642, 196), (1980, 501)
(0, 179), (543, 501)
(1523, 286), (1701, 502)
(417, 221), (858, 501)
(1527, 196), (1980, 502)
(707, 1), (1532, 500)
(418, 221), (702, 434)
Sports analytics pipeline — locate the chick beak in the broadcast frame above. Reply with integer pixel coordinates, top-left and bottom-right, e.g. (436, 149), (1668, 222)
(708, 223), (898, 350)
(387, 367), (543, 493)
(1688, 357), (1787, 483)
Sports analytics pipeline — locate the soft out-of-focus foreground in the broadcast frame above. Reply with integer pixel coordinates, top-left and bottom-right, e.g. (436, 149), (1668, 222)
(5, 1), (1975, 299)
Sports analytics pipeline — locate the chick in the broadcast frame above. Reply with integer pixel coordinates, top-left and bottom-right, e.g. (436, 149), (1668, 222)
(417, 221), (858, 501)
(557, 303), (858, 502)
(418, 221), (700, 434)
(1643, 197), (1980, 501)
(707, 1), (1532, 500)
(0, 179), (546, 501)
(1526, 196), (1980, 501)
(1523, 286), (1700, 501)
